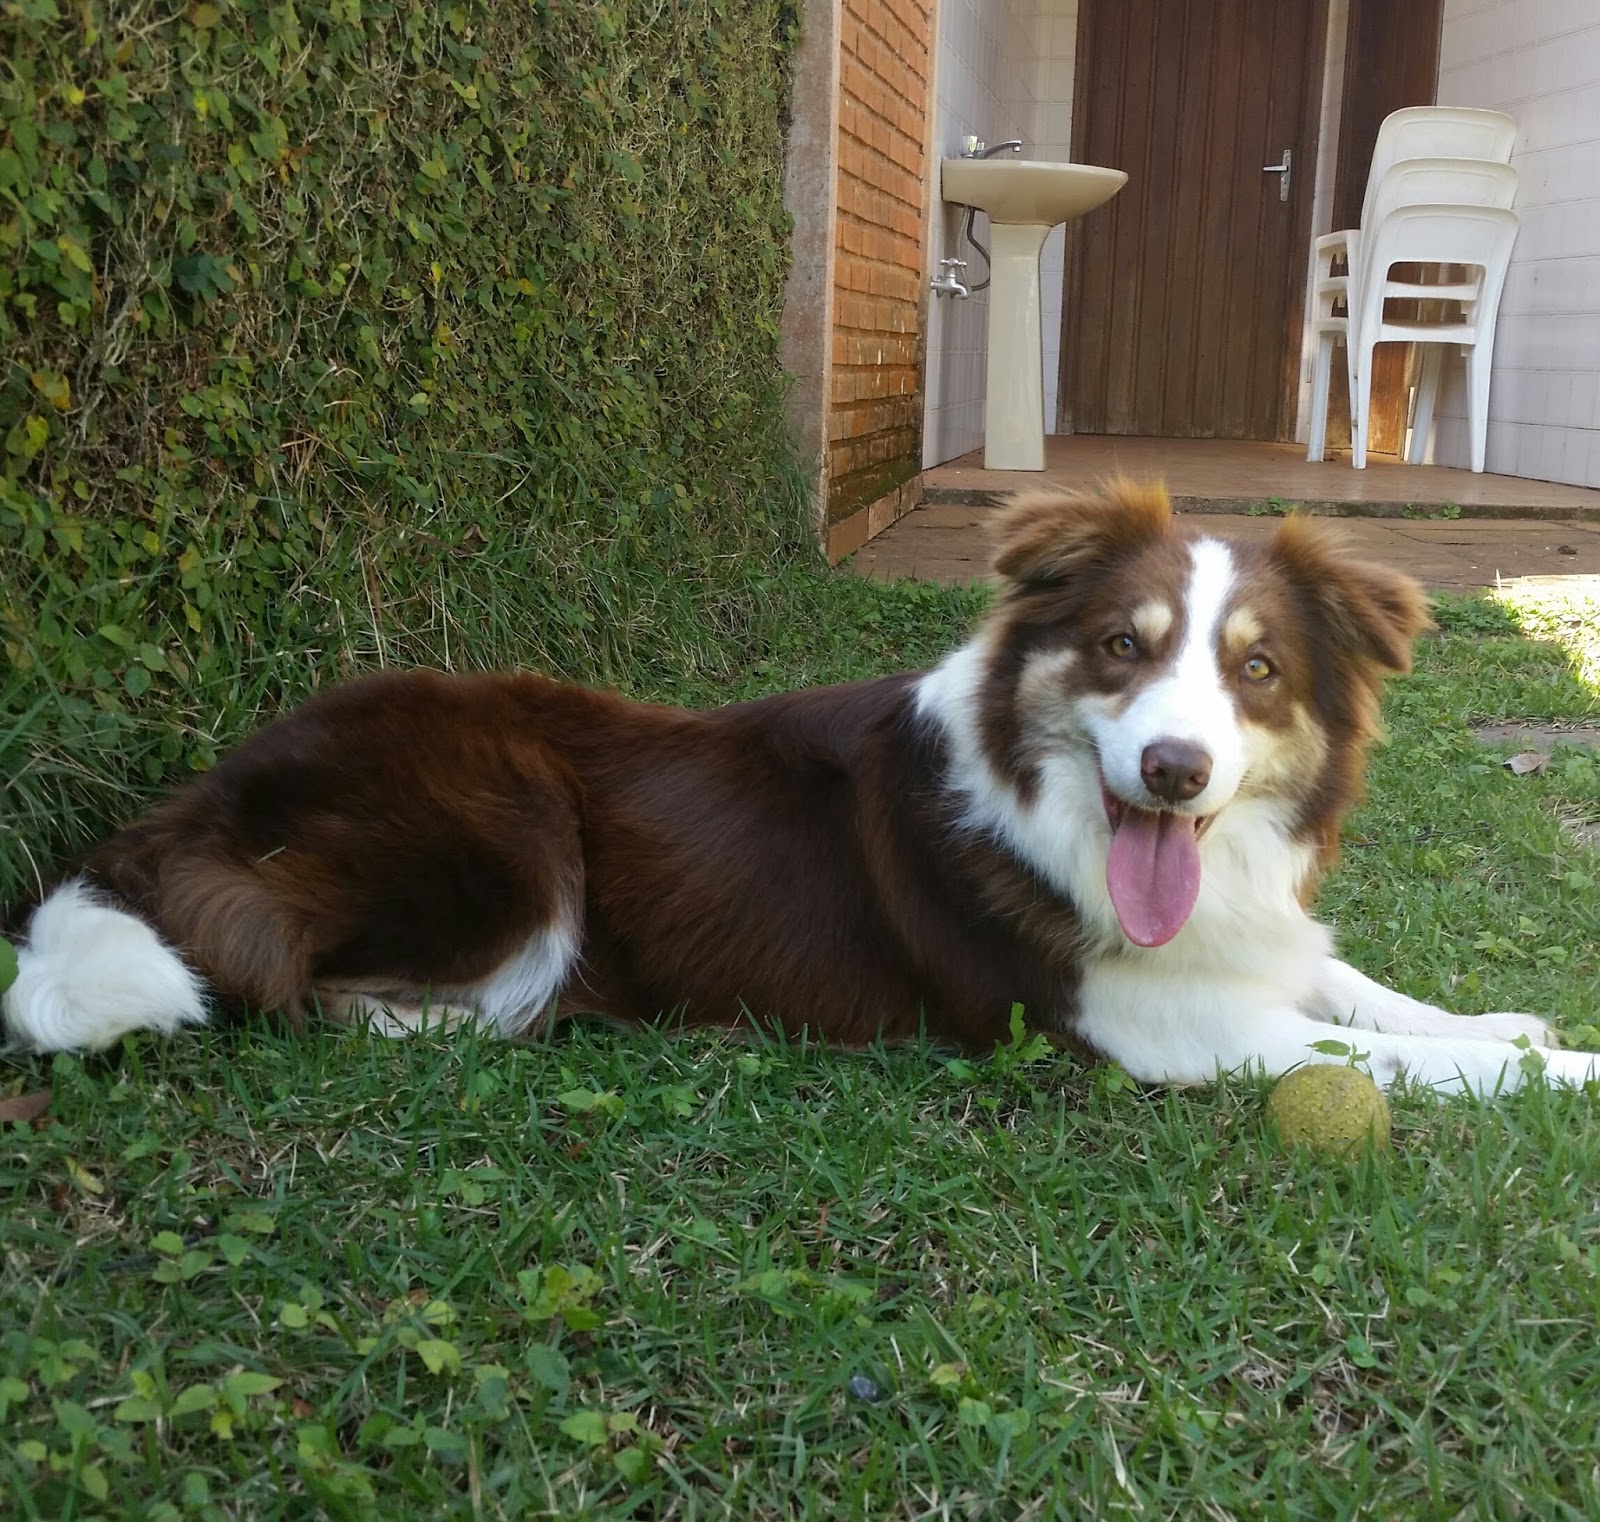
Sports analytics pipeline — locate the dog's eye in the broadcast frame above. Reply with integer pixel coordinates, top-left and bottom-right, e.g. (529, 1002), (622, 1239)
(1243, 655), (1274, 682)
(1106, 633), (1139, 660)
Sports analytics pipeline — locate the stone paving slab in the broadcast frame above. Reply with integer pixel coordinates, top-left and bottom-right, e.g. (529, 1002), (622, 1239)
(922, 436), (1600, 520)
(849, 506), (1600, 593)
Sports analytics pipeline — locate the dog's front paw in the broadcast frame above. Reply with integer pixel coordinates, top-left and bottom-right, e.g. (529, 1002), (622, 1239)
(1475, 1011), (1559, 1047)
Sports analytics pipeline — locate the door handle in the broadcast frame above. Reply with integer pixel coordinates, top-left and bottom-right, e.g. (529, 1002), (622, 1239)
(1262, 149), (1291, 202)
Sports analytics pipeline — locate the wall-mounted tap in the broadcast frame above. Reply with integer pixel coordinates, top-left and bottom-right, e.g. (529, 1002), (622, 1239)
(930, 257), (970, 299)
(960, 138), (1024, 159)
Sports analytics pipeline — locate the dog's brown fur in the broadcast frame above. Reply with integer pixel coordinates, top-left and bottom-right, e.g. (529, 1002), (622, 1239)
(47, 483), (1428, 1049)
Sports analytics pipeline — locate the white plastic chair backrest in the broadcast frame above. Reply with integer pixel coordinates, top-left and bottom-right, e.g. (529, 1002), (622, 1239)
(1355, 204), (1520, 340)
(1356, 158), (1519, 289)
(1357, 107), (1518, 237)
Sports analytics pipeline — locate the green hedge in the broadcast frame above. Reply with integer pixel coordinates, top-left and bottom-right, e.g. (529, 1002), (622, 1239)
(0, 0), (809, 903)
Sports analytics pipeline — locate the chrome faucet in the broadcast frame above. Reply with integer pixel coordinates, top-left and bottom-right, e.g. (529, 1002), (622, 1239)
(960, 137), (1024, 159)
(930, 257), (970, 299)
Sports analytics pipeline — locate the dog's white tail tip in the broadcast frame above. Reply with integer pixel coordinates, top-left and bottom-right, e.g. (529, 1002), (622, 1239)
(2, 879), (208, 1053)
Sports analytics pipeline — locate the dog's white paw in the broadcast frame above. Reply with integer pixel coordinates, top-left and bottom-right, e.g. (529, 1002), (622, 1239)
(1474, 1011), (1558, 1046)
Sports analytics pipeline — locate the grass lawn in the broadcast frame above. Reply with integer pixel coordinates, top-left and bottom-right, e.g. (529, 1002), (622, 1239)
(3, 570), (1599, 1520)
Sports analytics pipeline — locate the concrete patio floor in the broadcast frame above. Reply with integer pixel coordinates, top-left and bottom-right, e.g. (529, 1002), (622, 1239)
(850, 436), (1600, 591)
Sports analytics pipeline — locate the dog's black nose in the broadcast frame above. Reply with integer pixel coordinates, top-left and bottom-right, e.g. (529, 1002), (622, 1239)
(1140, 740), (1212, 803)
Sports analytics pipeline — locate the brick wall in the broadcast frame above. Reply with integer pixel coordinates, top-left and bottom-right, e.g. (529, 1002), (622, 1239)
(827, 0), (935, 528)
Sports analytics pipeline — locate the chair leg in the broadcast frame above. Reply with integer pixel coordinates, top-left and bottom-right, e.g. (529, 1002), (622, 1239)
(1465, 339), (1493, 474)
(1409, 344), (1444, 466)
(1349, 335), (1374, 471)
(1307, 331), (1335, 463)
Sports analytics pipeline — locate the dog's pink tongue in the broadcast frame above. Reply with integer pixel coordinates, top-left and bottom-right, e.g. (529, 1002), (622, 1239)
(1106, 808), (1202, 947)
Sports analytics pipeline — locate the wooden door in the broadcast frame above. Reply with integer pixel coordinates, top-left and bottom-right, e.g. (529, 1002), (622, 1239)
(1060, 0), (1328, 440)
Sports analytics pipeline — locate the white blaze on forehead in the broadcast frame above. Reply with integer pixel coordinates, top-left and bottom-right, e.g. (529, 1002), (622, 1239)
(1130, 599), (1175, 645)
(1085, 537), (1251, 812)
(1179, 539), (1238, 658)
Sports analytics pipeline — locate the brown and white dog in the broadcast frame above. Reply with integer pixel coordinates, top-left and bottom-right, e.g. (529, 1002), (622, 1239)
(4, 483), (1594, 1092)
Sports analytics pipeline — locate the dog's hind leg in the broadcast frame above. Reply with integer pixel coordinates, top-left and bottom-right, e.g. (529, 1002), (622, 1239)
(453, 903), (582, 1037)
(312, 986), (480, 1037)
(309, 855), (584, 1041)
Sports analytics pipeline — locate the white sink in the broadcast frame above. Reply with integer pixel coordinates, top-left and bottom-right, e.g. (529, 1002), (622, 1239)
(940, 158), (1128, 471)
(940, 159), (1127, 225)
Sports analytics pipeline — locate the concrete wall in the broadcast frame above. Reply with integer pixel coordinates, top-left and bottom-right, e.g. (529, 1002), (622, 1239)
(779, 0), (841, 540)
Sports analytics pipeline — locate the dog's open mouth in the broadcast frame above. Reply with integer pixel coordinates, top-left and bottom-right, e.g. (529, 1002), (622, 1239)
(1100, 780), (1215, 949)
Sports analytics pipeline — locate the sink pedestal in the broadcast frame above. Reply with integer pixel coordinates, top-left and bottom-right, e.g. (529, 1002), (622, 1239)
(983, 222), (1051, 471)
(939, 158), (1127, 474)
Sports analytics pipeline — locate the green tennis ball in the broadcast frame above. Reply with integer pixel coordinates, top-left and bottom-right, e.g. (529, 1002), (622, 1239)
(0, 937), (16, 996)
(1266, 1064), (1391, 1156)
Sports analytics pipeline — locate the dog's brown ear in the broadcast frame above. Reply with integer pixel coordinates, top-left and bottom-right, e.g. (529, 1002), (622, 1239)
(991, 479), (1173, 589)
(1270, 515), (1432, 673)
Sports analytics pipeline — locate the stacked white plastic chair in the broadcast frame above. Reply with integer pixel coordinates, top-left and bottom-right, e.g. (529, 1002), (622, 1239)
(1305, 107), (1519, 471)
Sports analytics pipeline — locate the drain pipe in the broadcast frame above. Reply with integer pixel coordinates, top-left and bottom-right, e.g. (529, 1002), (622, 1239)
(959, 205), (993, 294)
(930, 137), (1022, 298)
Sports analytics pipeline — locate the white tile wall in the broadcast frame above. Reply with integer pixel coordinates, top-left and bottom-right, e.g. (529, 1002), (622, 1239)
(923, 0), (1078, 466)
(1428, 0), (1600, 486)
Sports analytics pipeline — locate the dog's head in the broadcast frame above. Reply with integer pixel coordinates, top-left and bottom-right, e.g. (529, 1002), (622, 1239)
(973, 481), (1430, 947)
